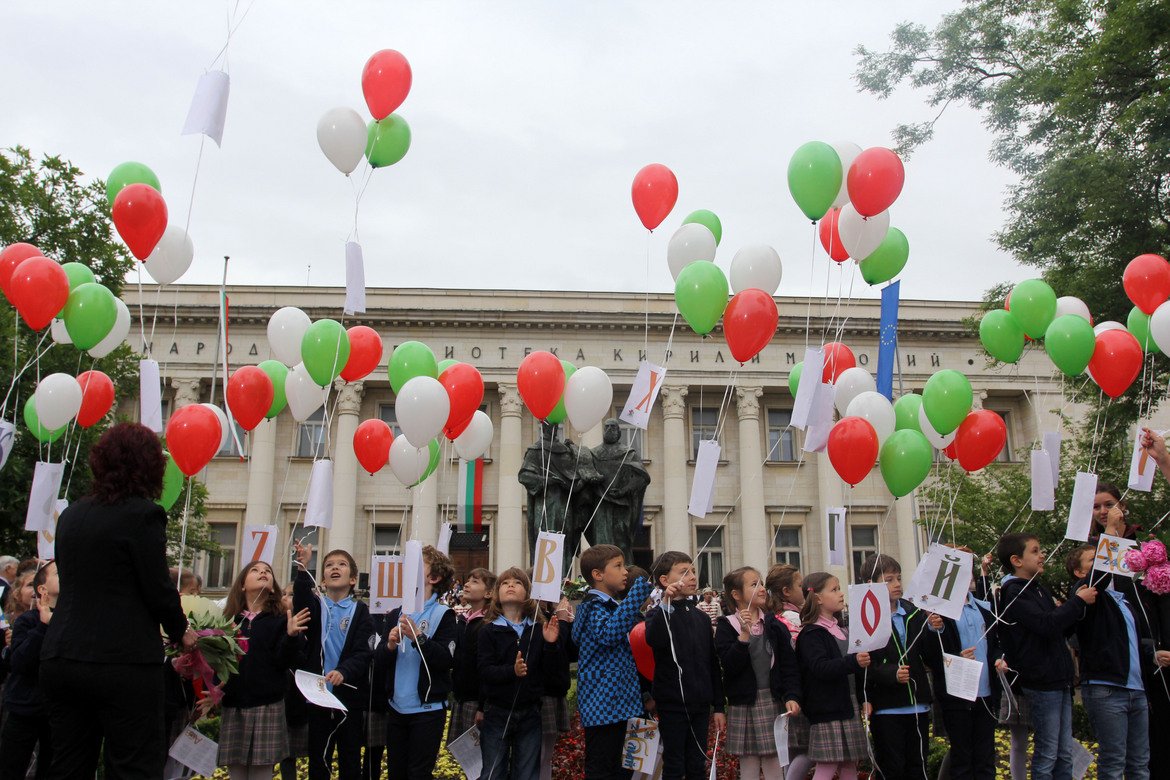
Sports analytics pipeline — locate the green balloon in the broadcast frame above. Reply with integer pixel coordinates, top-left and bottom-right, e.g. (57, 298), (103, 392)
(61, 262), (96, 291)
(1127, 306), (1160, 354)
(365, 115), (412, 168)
(979, 309), (1025, 363)
(788, 362), (803, 397)
(545, 361), (577, 425)
(682, 210), (723, 246)
(1008, 279), (1057, 339)
(787, 141), (842, 221)
(1044, 314), (1097, 376)
(879, 429), (933, 498)
(674, 260), (729, 336)
(158, 452), (184, 510)
(388, 341), (438, 394)
(922, 370), (972, 436)
(300, 319), (351, 386)
(23, 397), (65, 443)
(62, 282), (117, 351)
(258, 360), (289, 419)
(893, 393), (923, 433)
(105, 161), (161, 208)
(858, 228), (909, 285)
(437, 359), (459, 374)
(412, 439), (442, 487)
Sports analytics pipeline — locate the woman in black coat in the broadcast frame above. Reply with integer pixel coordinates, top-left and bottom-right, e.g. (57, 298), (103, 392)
(40, 423), (196, 780)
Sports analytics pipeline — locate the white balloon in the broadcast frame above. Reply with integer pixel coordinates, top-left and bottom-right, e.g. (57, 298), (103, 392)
(200, 403), (230, 451)
(729, 245), (783, 295)
(316, 107), (368, 175)
(1094, 320), (1124, 336)
(838, 205), (890, 261)
(88, 298), (131, 359)
(395, 376), (450, 447)
(268, 307), (311, 367)
(1151, 301), (1170, 353)
(50, 318), (72, 345)
(286, 363), (327, 421)
(454, 410), (494, 460)
(846, 391), (895, 445)
(1055, 296), (1091, 323)
(831, 141), (863, 208)
(565, 366), (614, 433)
(918, 405), (956, 449)
(833, 367), (876, 417)
(34, 373), (82, 430)
(144, 225), (194, 286)
(390, 435), (432, 486)
(667, 223), (717, 280)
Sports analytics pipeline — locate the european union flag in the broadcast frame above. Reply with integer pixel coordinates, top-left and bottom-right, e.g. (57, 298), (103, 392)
(877, 281), (900, 400)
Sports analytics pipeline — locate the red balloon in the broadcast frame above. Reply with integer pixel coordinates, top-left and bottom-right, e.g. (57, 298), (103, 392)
(440, 363), (485, 440)
(942, 441), (959, 461)
(1089, 329), (1143, 399)
(818, 208), (850, 262)
(822, 342), (856, 383)
(517, 351), (566, 420)
(953, 410), (1007, 472)
(631, 163), (678, 231)
(353, 419), (393, 475)
(340, 326), (384, 382)
(1123, 253), (1170, 315)
(165, 404), (222, 477)
(0, 243), (43, 302)
(629, 621), (655, 680)
(827, 417), (879, 486)
(112, 184), (168, 260)
(76, 370), (114, 428)
(226, 366), (275, 432)
(723, 289), (779, 363)
(362, 49), (412, 120)
(846, 147), (905, 217)
(9, 256), (68, 330)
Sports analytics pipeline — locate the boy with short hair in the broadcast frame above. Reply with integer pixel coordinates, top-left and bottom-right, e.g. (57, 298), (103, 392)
(571, 543), (652, 780)
(996, 533), (1097, 780)
(644, 551), (725, 780)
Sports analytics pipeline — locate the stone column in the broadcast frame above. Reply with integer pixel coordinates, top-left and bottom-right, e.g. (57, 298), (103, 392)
(660, 386), (690, 556)
(328, 381), (364, 555)
(736, 387), (769, 573)
(170, 377), (201, 408)
(243, 417), (277, 527)
(496, 384), (525, 570)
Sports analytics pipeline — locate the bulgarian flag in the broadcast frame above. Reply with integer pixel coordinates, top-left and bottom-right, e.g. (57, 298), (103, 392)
(457, 458), (484, 532)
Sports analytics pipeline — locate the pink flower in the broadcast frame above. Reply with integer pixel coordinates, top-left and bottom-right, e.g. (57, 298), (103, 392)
(1143, 563), (1170, 595)
(237, 637), (250, 653)
(1125, 548), (1149, 573)
(1143, 540), (1167, 567)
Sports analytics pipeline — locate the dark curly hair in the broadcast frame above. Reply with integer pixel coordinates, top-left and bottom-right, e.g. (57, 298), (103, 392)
(89, 423), (165, 504)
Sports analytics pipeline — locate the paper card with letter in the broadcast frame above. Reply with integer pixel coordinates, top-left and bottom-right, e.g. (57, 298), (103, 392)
(437, 522), (454, 556)
(181, 70), (230, 146)
(25, 461), (64, 532)
(167, 725), (219, 778)
(37, 500), (66, 560)
(825, 507), (846, 567)
(140, 359), (163, 433)
(304, 460), (334, 528)
(1030, 450), (1055, 511)
(344, 241), (366, 315)
(802, 383), (835, 454)
(942, 652), (984, 702)
(294, 669), (347, 711)
(791, 348), (824, 430)
(530, 531), (565, 603)
(1043, 431), (1062, 486)
(903, 543), (973, 620)
(1129, 427), (1156, 492)
(621, 717), (661, 775)
(369, 554), (404, 615)
(847, 583), (892, 653)
(1093, 533), (1137, 579)
(688, 439), (720, 517)
(0, 420), (14, 472)
(773, 714), (790, 767)
(241, 524), (278, 566)
(620, 361), (666, 430)
(400, 540), (426, 614)
(1065, 471), (1097, 542)
(447, 726), (483, 780)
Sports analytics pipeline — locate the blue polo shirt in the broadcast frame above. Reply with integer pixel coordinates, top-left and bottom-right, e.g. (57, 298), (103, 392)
(321, 595), (357, 692)
(1090, 589), (1143, 692)
(390, 594), (448, 715)
(875, 601), (930, 716)
(954, 596), (992, 698)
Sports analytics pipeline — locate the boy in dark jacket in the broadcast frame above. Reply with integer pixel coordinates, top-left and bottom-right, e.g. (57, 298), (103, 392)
(644, 551), (725, 780)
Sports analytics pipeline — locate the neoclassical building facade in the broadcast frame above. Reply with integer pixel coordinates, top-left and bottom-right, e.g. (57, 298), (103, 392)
(123, 285), (1072, 594)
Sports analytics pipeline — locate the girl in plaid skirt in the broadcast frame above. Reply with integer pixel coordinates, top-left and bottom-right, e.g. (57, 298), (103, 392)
(449, 567), (496, 745)
(765, 564), (813, 780)
(218, 562), (311, 779)
(714, 567), (802, 780)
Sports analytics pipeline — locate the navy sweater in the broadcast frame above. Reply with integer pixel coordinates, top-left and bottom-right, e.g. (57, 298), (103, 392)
(999, 576), (1086, 691)
(713, 612), (802, 706)
(1070, 574), (1154, 687)
(4, 610), (47, 716)
(920, 600), (1003, 709)
(380, 605), (458, 706)
(644, 599), (725, 714)
(292, 570), (374, 711)
(795, 623), (864, 725)
(477, 619), (569, 709)
(223, 611), (306, 709)
(451, 613), (487, 703)
(864, 601), (934, 712)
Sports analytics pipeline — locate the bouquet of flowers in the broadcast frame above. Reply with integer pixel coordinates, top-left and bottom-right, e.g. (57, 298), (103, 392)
(562, 576), (590, 602)
(1124, 539), (1170, 594)
(165, 612), (246, 703)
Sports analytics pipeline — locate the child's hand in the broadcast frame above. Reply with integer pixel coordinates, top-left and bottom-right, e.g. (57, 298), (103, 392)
(785, 700), (801, 716)
(37, 599), (53, 625)
(386, 625), (401, 651)
(663, 581), (682, 602)
(896, 665), (911, 683)
(294, 541), (312, 568)
(712, 712), (726, 733)
(1076, 585), (1098, 605)
(287, 608), (311, 637)
(324, 670), (344, 686)
(1142, 428), (1170, 467)
(542, 614), (560, 643)
(994, 658), (1009, 673)
(1105, 505), (1127, 536)
(555, 597), (574, 623)
(738, 608), (753, 641)
(862, 702), (873, 719)
(1156, 650), (1170, 668)
(399, 615), (421, 640)
(856, 652), (871, 668)
(474, 710), (484, 726)
(981, 553), (993, 576)
(927, 613), (944, 631)
(961, 647), (976, 660)
(514, 651), (528, 678)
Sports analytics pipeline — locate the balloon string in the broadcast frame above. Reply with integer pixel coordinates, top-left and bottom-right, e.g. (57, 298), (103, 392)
(805, 223), (816, 351)
(136, 264), (149, 360)
(176, 477), (195, 583)
(1, 329), (53, 420)
(205, 0), (256, 71)
(644, 230), (651, 359)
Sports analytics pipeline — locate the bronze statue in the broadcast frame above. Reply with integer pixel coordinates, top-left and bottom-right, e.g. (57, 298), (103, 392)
(518, 422), (599, 574)
(580, 419), (651, 557)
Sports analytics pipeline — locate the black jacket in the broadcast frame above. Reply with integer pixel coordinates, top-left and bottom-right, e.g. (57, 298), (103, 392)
(381, 604), (457, 706)
(644, 600), (725, 713)
(43, 496), (188, 664)
(920, 598), (1003, 709)
(451, 613), (487, 703)
(477, 618), (569, 709)
(864, 600), (934, 711)
(794, 623), (864, 725)
(4, 610), (47, 715)
(1070, 574), (1154, 687)
(292, 570), (374, 711)
(999, 576), (1086, 691)
(714, 612), (802, 706)
(222, 611), (306, 709)
(367, 613), (394, 714)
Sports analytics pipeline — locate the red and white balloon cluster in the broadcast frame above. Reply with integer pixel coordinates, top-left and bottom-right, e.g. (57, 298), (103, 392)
(317, 49), (414, 175)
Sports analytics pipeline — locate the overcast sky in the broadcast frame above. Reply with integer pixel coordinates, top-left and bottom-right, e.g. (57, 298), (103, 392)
(2, 1), (1025, 303)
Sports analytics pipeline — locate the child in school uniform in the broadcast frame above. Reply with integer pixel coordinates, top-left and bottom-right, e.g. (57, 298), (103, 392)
(278, 582), (309, 780)
(794, 571), (870, 780)
(765, 563), (812, 780)
(0, 560), (57, 780)
(218, 562), (311, 780)
(477, 567), (568, 780)
(381, 545), (459, 780)
(449, 567), (496, 745)
(538, 597), (574, 780)
(293, 544), (374, 780)
(714, 566), (802, 780)
(644, 551), (726, 780)
(362, 609), (394, 780)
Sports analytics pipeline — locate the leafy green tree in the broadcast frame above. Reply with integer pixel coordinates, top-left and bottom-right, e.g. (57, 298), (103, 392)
(165, 477), (220, 569)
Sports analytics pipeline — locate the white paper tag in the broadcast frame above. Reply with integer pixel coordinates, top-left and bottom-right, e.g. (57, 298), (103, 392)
(1065, 471), (1097, 542)
(1071, 737), (1094, 780)
(344, 241), (366, 315)
(773, 714), (790, 767)
(37, 500), (65, 560)
(241, 524), (278, 566)
(447, 726), (484, 779)
(181, 70), (230, 147)
(400, 540), (426, 615)
(802, 382), (835, 453)
(1093, 533), (1137, 579)
(167, 725), (219, 778)
(942, 653), (984, 702)
(904, 543), (974, 620)
(26, 461), (65, 531)
(1043, 431), (1062, 486)
(825, 506), (846, 567)
(622, 717), (661, 774)
(1129, 428), (1156, 492)
(140, 359), (163, 433)
(294, 669), (347, 711)
(437, 522), (453, 556)
(619, 361), (667, 430)
(847, 583), (892, 653)
(0, 420), (15, 472)
(304, 460), (334, 529)
(1030, 450), (1055, 511)
(688, 439), (720, 517)
(531, 531), (566, 603)
(791, 348), (824, 430)
(369, 554), (404, 615)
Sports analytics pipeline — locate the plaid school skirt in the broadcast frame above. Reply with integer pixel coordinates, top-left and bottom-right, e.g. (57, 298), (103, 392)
(787, 711), (811, 753)
(366, 711), (388, 748)
(448, 699), (480, 745)
(218, 700), (289, 766)
(806, 691), (867, 764)
(541, 696), (570, 736)
(726, 689), (780, 756)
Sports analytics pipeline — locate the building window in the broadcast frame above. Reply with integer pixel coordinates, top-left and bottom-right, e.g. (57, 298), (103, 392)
(850, 525), (878, 584)
(160, 399), (172, 426)
(993, 410), (1014, 463)
(297, 409), (326, 458)
(377, 404), (403, 438)
(217, 420), (248, 457)
(203, 523), (237, 590)
(612, 409), (645, 461)
(290, 524), (319, 574)
(766, 409), (796, 462)
(691, 407), (720, 459)
(372, 524), (402, 555)
(773, 526), (802, 569)
(695, 526), (724, 590)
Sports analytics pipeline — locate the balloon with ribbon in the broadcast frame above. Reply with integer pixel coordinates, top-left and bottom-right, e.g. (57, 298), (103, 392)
(822, 342), (856, 383)
(9, 256), (68, 330)
(631, 164), (678, 231)
(61, 263), (95, 290)
(674, 260), (729, 336)
(201, 403), (231, 452)
(723, 289), (778, 363)
(893, 393), (923, 433)
(846, 147), (905, 217)
(921, 370), (972, 436)
(227, 366), (275, 432)
(1056, 296), (1091, 323)
(87, 296), (131, 360)
(395, 376), (450, 446)
(827, 417), (879, 486)
(317, 107), (369, 175)
(454, 410), (494, 460)
(787, 141), (842, 221)
(952, 410), (1007, 472)
(667, 223), (717, 280)
(1150, 300), (1170, 353)
(76, 370), (114, 428)
(858, 227), (909, 286)
(389, 435), (440, 486)
(159, 452), (183, 510)
(439, 362), (485, 440)
(918, 405), (957, 450)
(285, 363), (327, 422)
(1127, 306), (1160, 354)
(165, 404), (222, 477)
(818, 208), (850, 262)
(62, 282), (117, 351)
(630, 621), (655, 679)
(257, 360), (289, 419)
(0, 243), (43, 302)
(1123, 253), (1170, 315)
(144, 225), (195, 286)
(788, 363), (802, 397)
(1088, 328), (1142, 398)
(34, 374), (82, 431)
(845, 391), (896, 445)
(353, 419), (393, 475)
(362, 49), (412, 120)
(682, 210), (722, 245)
(833, 367), (876, 417)
(112, 183), (167, 260)
(1007, 279), (1057, 340)
(517, 351), (566, 421)
(267, 307), (311, 367)
(340, 325), (384, 382)
(979, 309), (1025, 363)
(365, 115), (412, 168)
(879, 429), (933, 497)
(23, 397), (65, 443)
(105, 161), (161, 208)
(729, 245), (782, 296)
(830, 141), (862, 208)
(564, 366), (613, 433)
(388, 341), (438, 394)
(301, 319), (351, 387)
(837, 205), (890, 261)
